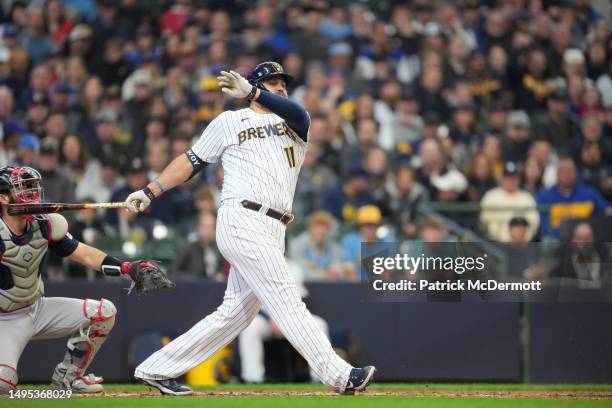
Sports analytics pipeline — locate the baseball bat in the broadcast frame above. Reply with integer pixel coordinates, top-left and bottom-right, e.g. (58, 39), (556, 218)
(7, 202), (127, 215)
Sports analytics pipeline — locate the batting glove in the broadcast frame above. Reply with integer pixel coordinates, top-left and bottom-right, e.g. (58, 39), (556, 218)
(125, 189), (153, 213)
(218, 70), (256, 99)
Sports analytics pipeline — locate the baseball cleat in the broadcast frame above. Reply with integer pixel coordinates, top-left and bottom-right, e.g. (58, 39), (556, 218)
(70, 374), (104, 393)
(341, 366), (376, 395)
(141, 378), (193, 396)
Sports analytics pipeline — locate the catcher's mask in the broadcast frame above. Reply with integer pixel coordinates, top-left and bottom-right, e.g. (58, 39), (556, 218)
(0, 166), (44, 220)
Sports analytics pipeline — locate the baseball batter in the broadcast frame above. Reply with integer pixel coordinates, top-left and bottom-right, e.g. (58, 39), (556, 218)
(0, 166), (172, 394)
(126, 62), (376, 395)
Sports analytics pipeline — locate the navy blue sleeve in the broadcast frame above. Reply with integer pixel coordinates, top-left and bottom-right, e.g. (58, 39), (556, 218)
(256, 90), (310, 142)
(49, 233), (80, 257)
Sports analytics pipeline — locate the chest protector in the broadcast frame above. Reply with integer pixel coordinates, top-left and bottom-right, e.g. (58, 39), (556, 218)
(0, 218), (48, 312)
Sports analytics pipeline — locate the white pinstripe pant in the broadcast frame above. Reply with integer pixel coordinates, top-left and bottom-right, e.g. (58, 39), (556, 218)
(135, 204), (352, 390)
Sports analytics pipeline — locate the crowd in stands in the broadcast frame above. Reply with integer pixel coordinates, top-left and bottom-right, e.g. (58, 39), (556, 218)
(0, 0), (610, 282)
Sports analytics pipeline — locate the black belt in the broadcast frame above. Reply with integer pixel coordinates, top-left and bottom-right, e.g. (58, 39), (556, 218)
(240, 200), (295, 225)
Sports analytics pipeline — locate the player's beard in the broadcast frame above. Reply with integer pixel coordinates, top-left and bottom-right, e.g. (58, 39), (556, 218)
(261, 83), (287, 98)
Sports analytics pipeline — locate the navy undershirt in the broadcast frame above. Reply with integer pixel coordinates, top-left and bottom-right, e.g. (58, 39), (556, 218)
(256, 90), (310, 142)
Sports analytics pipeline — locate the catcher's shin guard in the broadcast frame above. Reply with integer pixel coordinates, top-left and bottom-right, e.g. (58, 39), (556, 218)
(51, 298), (116, 391)
(0, 365), (18, 394)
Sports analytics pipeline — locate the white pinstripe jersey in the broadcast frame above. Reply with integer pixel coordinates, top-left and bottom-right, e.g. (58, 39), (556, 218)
(191, 108), (308, 212)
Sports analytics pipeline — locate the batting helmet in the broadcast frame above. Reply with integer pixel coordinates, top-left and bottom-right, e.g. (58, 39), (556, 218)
(247, 61), (294, 91)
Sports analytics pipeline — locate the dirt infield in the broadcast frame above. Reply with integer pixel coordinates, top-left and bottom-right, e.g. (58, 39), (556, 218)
(80, 390), (612, 400)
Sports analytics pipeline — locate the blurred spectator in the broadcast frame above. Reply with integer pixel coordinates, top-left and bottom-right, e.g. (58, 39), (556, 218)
(508, 216), (531, 245)
(17, 64), (50, 111)
(93, 1), (123, 46)
(483, 100), (511, 134)
(306, 115), (338, 171)
(374, 79), (402, 149)
(289, 210), (344, 281)
(466, 153), (497, 202)
(94, 37), (132, 87)
(550, 222), (612, 288)
(502, 111), (532, 165)
(44, 0), (75, 49)
(75, 158), (123, 204)
(516, 48), (550, 113)
(62, 0), (97, 23)
(415, 66), (448, 119)
(414, 137), (468, 202)
(146, 138), (170, 180)
(160, 0), (191, 34)
(123, 69), (154, 138)
(596, 62), (612, 108)
(0, 86), (15, 123)
(1, 118), (24, 165)
(341, 205), (388, 280)
(194, 77), (224, 128)
(24, 92), (49, 136)
(16, 7), (54, 65)
(13, 133), (40, 166)
(38, 143), (75, 203)
(480, 162), (540, 242)
(161, 65), (191, 111)
(496, 216), (541, 279)
(528, 139), (558, 188)
(321, 164), (375, 223)
(522, 156), (545, 196)
(85, 107), (132, 169)
(49, 81), (81, 133)
(172, 212), (225, 280)
(194, 186), (217, 215)
(294, 142), (337, 220)
(43, 111), (68, 145)
(575, 114), (612, 160)
(391, 93), (423, 148)
(66, 199), (107, 279)
(534, 87), (582, 157)
(448, 104), (477, 150)
(67, 24), (96, 72)
(58, 133), (90, 184)
(290, 5), (330, 63)
(388, 165), (428, 239)
(578, 141), (612, 200)
(466, 49), (504, 111)
(537, 158), (610, 239)
(363, 146), (391, 214)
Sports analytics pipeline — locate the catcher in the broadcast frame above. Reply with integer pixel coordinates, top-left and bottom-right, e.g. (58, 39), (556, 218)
(0, 166), (174, 394)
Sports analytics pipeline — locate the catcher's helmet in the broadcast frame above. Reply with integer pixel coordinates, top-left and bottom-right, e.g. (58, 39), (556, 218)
(0, 166), (15, 193)
(247, 61), (294, 90)
(0, 166), (43, 203)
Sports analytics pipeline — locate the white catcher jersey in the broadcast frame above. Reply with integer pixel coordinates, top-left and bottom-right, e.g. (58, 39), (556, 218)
(191, 108), (307, 212)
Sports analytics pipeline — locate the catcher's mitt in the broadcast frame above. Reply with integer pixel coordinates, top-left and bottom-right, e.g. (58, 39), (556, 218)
(125, 260), (175, 295)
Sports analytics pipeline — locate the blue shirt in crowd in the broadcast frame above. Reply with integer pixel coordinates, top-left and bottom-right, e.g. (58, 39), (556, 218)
(537, 183), (609, 239)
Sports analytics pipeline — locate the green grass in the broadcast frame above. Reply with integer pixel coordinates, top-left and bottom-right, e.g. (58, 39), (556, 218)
(3, 383), (611, 408)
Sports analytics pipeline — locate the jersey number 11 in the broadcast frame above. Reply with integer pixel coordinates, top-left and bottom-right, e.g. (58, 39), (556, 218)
(283, 146), (296, 168)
